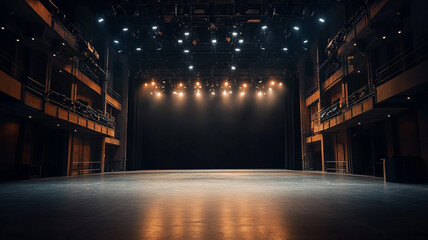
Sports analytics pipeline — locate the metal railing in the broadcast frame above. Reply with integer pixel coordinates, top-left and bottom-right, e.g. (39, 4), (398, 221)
(72, 161), (101, 175)
(314, 85), (375, 124)
(325, 6), (368, 55)
(26, 77), (46, 96)
(305, 82), (318, 98)
(78, 60), (105, 86)
(0, 49), (23, 81)
(376, 41), (428, 85)
(319, 55), (344, 83)
(107, 87), (122, 102)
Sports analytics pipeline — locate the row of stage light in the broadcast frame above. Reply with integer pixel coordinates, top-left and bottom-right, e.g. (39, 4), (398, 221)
(143, 80), (283, 97)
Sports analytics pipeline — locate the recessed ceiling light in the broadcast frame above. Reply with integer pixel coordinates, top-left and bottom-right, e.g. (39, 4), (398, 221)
(16, 38), (20, 42)
(184, 49), (189, 53)
(398, 30), (402, 34)
(31, 37), (35, 41)
(152, 26), (158, 30)
(261, 25), (267, 30)
(136, 47), (142, 51)
(184, 32), (190, 36)
(283, 47), (288, 51)
(303, 40), (308, 43)
(319, 18), (325, 23)
(98, 18), (104, 23)
(178, 39), (183, 43)
(232, 32), (238, 36)
(212, 39), (217, 44)
(235, 48), (241, 52)
(238, 39), (244, 44)
(382, 36), (387, 39)
(113, 40), (119, 44)
(188, 65), (193, 70)
(293, 26), (300, 31)
(231, 66), (236, 70)
(123, 27), (128, 32)
(1, 26), (5, 30)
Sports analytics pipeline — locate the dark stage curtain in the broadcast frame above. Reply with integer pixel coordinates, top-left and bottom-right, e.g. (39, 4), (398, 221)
(127, 74), (301, 170)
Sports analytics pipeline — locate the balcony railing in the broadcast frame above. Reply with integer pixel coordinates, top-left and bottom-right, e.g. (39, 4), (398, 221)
(78, 60), (105, 86)
(26, 77), (46, 96)
(72, 161), (101, 175)
(107, 87), (122, 102)
(0, 49), (23, 81)
(319, 55), (344, 83)
(375, 41), (428, 85)
(316, 85), (375, 123)
(325, 6), (368, 55)
(305, 82), (318, 98)
(47, 91), (114, 128)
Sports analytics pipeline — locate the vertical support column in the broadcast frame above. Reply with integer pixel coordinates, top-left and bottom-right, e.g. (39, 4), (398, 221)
(321, 134), (326, 172)
(100, 137), (105, 173)
(66, 130), (73, 176)
(70, 57), (78, 101)
(45, 55), (52, 93)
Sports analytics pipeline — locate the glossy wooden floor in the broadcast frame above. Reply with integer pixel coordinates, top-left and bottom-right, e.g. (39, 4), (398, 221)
(1, 170), (428, 239)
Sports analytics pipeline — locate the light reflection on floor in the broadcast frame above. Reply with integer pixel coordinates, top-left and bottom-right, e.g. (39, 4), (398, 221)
(1, 170), (428, 240)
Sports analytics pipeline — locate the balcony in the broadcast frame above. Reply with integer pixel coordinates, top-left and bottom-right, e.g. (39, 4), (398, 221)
(0, 49), (23, 100)
(78, 59), (105, 87)
(106, 87), (122, 110)
(305, 82), (319, 106)
(313, 85), (375, 133)
(376, 41), (428, 103)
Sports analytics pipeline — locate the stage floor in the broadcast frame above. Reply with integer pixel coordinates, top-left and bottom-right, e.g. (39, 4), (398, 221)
(1, 170), (428, 239)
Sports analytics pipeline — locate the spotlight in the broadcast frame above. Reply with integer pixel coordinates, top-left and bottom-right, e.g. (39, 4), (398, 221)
(52, 53), (56, 57)
(407, 96), (411, 100)
(16, 39), (20, 42)
(258, 92), (262, 96)
(229, 91), (232, 94)
(223, 90), (227, 95)
(98, 18), (104, 23)
(243, 83), (247, 88)
(178, 39), (183, 43)
(184, 49), (189, 53)
(74, 129), (77, 133)
(388, 114), (391, 118)
(235, 48), (241, 52)
(179, 83), (183, 87)
(319, 18), (325, 23)
(118, 50), (123, 53)
(31, 37), (35, 41)
(173, 91), (177, 95)
(303, 40), (308, 44)
(212, 39), (217, 44)
(238, 39), (244, 44)
(136, 47), (142, 51)
(196, 92), (200, 96)
(231, 66), (236, 70)
(184, 32), (190, 36)
(1, 26), (4, 30)
(398, 30), (402, 34)
(271, 81), (275, 85)
(151, 81), (155, 86)
(28, 115), (32, 119)
(196, 82), (200, 86)
(113, 40), (119, 44)
(179, 92), (184, 96)
(156, 92), (161, 97)
(211, 91), (215, 95)
(232, 32), (238, 36)
(189, 65), (193, 70)
(282, 48), (288, 52)
(240, 92), (245, 96)
(358, 122), (361, 125)
(144, 83), (148, 87)
(269, 87), (272, 91)
(224, 82), (229, 86)
(57, 123), (60, 127)
(382, 36), (387, 39)
(61, 42), (65, 46)
(261, 25), (267, 30)
(123, 27), (128, 32)
(279, 82), (283, 86)
(152, 26), (158, 30)
(353, 43), (357, 47)
(293, 26), (299, 31)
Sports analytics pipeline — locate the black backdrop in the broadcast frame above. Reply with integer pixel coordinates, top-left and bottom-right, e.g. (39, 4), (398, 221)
(127, 76), (301, 170)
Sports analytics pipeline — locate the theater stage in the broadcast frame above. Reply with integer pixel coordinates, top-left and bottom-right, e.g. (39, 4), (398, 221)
(1, 170), (428, 239)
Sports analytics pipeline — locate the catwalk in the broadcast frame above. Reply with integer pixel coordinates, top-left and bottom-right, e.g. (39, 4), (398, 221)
(1, 170), (428, 239)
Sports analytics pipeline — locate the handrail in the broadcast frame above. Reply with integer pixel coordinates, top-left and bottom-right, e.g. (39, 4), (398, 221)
(305, 82), (318, 98)
(107, 87), (122, 102)
(375, 41), (428, 85)
(26, 77), (46, 96)
(0, 48), (23, 81)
